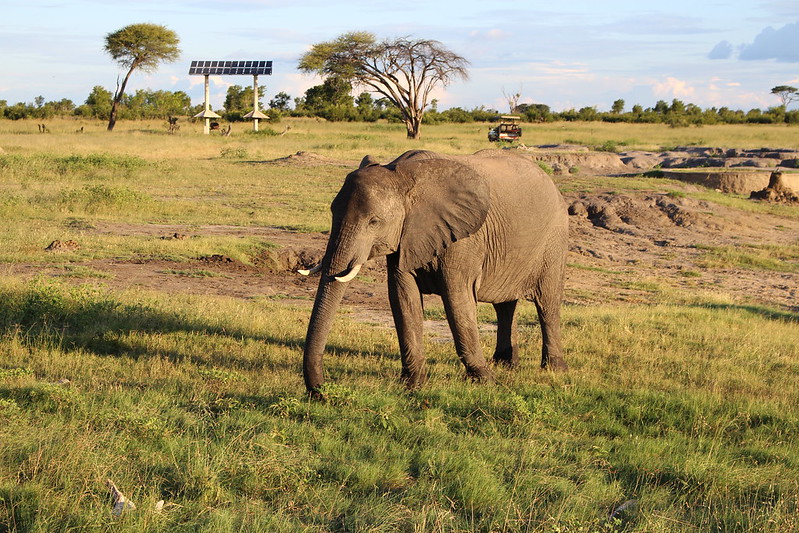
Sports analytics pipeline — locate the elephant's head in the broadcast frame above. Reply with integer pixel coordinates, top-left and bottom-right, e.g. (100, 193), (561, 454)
(302, 151), (490, 393)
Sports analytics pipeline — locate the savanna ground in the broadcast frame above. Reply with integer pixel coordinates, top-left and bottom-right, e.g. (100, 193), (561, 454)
(0, 117), (797, 532)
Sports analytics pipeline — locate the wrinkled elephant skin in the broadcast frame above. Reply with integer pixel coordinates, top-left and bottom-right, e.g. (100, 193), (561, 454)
(302, 150), (569, 394)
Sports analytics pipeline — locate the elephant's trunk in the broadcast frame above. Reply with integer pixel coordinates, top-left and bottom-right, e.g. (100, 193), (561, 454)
(302, 233), (365, 393)
(303, 273), (347, 393)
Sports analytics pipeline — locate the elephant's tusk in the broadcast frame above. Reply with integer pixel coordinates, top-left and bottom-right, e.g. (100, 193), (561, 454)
(334, 263), (362, 283)
(297, 264), (322, 276)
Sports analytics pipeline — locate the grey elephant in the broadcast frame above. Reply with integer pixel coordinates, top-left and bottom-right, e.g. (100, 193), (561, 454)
(300, 149), (568, 394)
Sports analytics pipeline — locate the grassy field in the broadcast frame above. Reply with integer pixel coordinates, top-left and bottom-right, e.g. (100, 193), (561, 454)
(1, 118), (798, 532)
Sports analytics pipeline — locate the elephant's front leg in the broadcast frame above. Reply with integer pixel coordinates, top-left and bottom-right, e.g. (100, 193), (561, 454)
(440, 275), (494, 383)
(387, 255), (427, 388)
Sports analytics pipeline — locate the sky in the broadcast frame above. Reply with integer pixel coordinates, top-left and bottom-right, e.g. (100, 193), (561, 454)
(2, 0), (799, 114)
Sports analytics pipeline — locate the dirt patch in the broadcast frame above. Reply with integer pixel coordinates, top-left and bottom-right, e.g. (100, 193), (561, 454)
(260, 151), (355, 167)
(5, 171), (798, 337)
(563, 189), (798, 311)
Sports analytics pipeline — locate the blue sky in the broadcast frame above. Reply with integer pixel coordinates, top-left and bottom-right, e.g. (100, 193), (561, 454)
(2, 0), (799, 113)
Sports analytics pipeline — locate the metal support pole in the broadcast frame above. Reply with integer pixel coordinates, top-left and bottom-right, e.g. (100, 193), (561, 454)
(252, 75), (260, 132)
(203, 75), (211, 134)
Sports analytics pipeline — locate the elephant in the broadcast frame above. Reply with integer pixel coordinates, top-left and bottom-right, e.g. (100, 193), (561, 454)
(300, 149), (568, 394)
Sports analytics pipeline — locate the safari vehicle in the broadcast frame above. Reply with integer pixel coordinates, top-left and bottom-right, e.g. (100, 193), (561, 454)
(488, 115), (522, 142)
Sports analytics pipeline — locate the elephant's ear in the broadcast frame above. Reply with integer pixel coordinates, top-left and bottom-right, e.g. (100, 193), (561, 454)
(359, 155), (380, 169)
(398, 159), (490, 271)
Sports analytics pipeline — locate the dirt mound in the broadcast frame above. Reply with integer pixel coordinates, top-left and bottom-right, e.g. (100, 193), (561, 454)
(525, 145), (799, 178)
(263, 151), (353, 167)
(567, 193), (716, 237)
(750, 171), (799, 205)
(255, 246), (324, 273)
(523, 145), (629, 175)
(623, 146), (799, 170)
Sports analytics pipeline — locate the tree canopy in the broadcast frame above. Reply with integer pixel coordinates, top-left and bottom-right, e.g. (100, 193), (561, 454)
(104, 23), (181, 131)
(771, 85), (798, 109)
(298, 32), (469, 139)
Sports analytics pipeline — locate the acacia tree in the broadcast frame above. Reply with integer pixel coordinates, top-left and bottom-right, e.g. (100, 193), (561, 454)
(771, 85), (798, 109)
(104, 23), (181, 131)
(298, 32), (469, 139)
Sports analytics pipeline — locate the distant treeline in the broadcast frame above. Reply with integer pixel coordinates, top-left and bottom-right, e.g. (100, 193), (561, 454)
(3, 84), (798, 126)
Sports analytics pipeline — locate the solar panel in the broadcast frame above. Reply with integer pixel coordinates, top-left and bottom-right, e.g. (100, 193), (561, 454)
(189, 60), (272, 76)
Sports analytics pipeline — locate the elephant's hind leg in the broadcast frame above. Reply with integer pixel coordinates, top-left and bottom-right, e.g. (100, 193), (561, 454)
(534, 253), (568, 371)
(492, 300), (519, 367)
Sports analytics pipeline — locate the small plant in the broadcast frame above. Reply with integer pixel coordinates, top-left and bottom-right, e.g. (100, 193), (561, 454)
(247, 127), (280, 137)
(317, 382), (357, 406)
(537, 161), (554, 175)
(0, 367), (34, 379)
(270, 395), (304, 418)
(220, 147), (248, 159)
(507, 391), (533, 421)
(595, 140), (620, 152)
(0, 398), (22, 418)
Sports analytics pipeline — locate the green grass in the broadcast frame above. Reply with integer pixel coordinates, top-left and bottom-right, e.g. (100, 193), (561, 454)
(696, 243), (799, 272)
(0, 278), (797, 532)
(1, 119), (798, 531)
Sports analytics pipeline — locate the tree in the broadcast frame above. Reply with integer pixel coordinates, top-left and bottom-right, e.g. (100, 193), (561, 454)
(223, 84), (265, 121)
(503, 88), (522, 114)
(298, 32), (469, 139)
(76, 86), (113, 118)
(611, 99), (625, 114)
(299, 77), (357, 121)
(771, 85), (798, 109)
(104, 23), (181, 131)
(355, 92), (379, 121)
(269, 92), (292, 112)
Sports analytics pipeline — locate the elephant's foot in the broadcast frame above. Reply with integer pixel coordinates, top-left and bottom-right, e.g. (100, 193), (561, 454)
(401, 368), (428, 390)
(466, 365), (495, 383)
(540, 354), (568, 371)
(492, 348), (520, 368)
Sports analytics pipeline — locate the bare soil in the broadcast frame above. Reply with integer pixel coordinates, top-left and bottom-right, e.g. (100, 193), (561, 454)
(7, 150), (798, 335)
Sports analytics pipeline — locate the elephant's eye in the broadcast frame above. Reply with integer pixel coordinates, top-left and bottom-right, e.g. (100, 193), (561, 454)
(368, 217), (381, 227)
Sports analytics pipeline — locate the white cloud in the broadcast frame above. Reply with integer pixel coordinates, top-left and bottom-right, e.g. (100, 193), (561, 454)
(653, 77), (696, 100)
